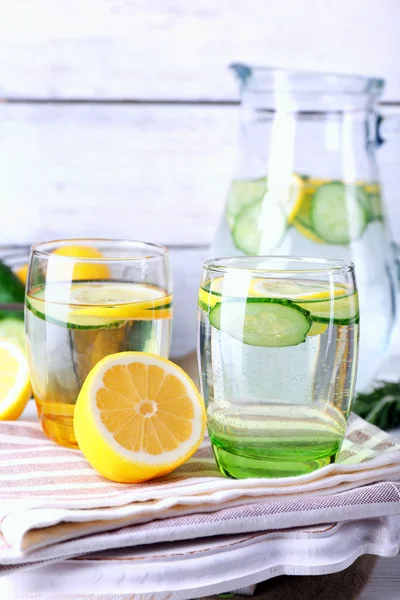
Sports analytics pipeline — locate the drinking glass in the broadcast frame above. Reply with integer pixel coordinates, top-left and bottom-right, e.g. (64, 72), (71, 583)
(198, 256), (359, 478)
(26, 239), (172, 448)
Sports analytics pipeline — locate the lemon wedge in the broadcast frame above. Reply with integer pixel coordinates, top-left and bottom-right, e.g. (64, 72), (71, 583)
(0, 339), (31, 420)
(74, 352), (206, 483)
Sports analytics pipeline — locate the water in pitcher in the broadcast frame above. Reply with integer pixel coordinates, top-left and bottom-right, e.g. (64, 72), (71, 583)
(210, 66), (398, 391)
(212, 176), (394, 390)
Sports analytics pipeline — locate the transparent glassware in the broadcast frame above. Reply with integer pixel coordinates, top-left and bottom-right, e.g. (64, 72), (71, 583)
(211, 65), (398, 391)
(198, 256), (359, 478)
(26, 239), (172, 448)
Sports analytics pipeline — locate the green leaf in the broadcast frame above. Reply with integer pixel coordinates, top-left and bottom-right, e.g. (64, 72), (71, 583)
(353, 381), (400, 431)
(0, 260), (25, 321)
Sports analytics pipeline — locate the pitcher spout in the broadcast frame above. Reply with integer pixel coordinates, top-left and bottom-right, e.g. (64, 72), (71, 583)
(230, 63), (253, 88)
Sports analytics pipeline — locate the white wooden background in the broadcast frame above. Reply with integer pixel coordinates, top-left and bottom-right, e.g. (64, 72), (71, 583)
(1, 0), (400, 358)
(1, 0), (400, 596)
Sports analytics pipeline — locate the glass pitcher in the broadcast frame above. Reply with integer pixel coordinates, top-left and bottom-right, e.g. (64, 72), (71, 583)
(211, 65), (398, 391)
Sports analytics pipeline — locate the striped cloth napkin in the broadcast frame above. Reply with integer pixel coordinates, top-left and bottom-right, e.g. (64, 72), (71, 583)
(0, 413), (400, 569)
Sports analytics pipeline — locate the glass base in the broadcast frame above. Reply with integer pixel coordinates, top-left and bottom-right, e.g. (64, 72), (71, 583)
(212, 444), (337, 479)
(33, 401), (78, 448)
(34, 396), (78, 448)
(40, 414), (78, 448)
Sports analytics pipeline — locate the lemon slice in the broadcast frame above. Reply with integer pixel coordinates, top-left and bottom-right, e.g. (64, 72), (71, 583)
(249, 279), (348, 301)
(199, 277), (348, 309)
(284, 173), (305, 223)
(307, 322), (328, 337)
(26, 282), (172, 329)
(74, 352), (206, 482)
(0, 339), (31, 420)
(293, 219), (325, 244)
(293, 180), (326, 243)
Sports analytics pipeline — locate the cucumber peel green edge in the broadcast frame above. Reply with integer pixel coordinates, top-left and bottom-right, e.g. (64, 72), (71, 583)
(310, 182), (368, 245)
(297, 292), (360, 325)
(208, 298), (313, 348)
(201, 294), (359, 328)
(25, 298), (125, 331)
(26, 298), (172, 331)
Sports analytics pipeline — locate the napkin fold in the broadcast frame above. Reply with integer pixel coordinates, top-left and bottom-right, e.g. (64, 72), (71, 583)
(1, 516), (399, 595)
(0, 413), (400, 565)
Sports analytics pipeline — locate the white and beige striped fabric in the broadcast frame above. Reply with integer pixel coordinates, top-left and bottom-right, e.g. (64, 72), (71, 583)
(0, 413), (399, 572)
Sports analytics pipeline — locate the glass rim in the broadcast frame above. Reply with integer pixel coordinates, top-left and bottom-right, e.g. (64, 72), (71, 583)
(204, 255), (355, 276)
(230, 63), (385, 96)
(30, 238), (169, 263)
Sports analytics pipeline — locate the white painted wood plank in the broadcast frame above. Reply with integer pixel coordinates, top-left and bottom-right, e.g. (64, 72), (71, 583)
(0, 104), (236, 246)
(0, 0), (400, 100)
(169, 246), (206, 358)
(1, 103), (400, 247)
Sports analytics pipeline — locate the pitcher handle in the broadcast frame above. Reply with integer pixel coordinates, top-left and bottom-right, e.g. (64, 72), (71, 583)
(376, 113), (400, 147)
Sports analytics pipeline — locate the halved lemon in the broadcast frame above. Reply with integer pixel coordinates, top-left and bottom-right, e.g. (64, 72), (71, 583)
(0, 339), (31, 420)
(74, 352), (206, 483)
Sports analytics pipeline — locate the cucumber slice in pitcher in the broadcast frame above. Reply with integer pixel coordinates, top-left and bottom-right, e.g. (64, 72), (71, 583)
(366, 186), (384, 221)
(233, 200), (287, 255)
(311, 182), (368, 244)
(226, 178), (267, 229)
(296, 292), (359, 325)
(209, 299), (312, 347)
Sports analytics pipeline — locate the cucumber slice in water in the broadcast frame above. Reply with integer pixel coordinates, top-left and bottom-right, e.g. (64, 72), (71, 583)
(311, 182), (368, 244)
(296, 292), (359, 325)
(26, 297), (124, 330)
(26, 282), (171, 330)
(209, 299), (312, 347)
(226, 178), (267, 229)
(233, 200), (287, 255)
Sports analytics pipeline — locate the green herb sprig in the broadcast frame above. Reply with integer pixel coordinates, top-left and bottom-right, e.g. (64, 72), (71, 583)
(353, 381), (400, 431)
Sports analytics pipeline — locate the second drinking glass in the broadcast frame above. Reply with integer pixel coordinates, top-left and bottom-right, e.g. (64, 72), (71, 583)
(198, 256), (359, 479)
(26, 239), (172, 448)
